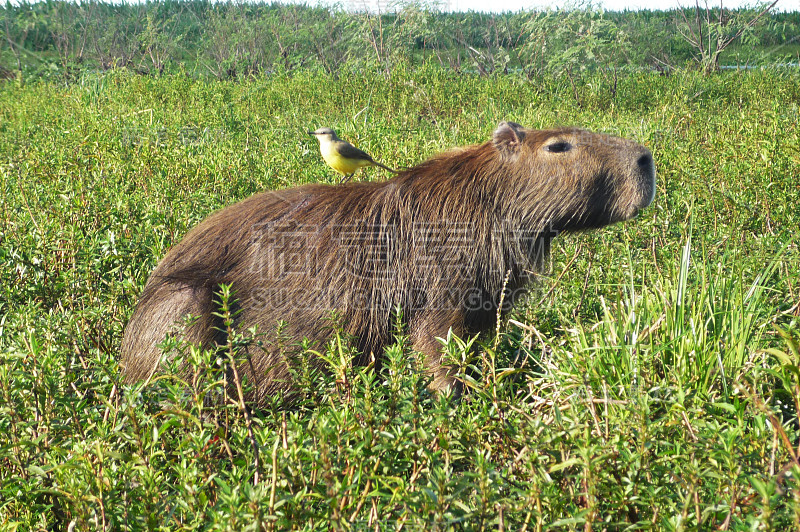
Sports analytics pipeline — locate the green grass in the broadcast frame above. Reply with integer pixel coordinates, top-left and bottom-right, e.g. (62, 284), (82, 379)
(1, 66), (799, 529)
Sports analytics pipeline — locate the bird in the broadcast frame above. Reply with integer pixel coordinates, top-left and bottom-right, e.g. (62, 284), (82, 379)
(308, 127), (396, 183)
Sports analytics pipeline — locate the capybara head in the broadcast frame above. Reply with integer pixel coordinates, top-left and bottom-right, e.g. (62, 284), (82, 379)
(490, 122), (655, 229)
(120, 121), (655, 404)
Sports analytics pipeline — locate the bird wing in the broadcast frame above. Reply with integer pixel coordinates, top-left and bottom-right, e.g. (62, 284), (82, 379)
(337, 142), (374, 163)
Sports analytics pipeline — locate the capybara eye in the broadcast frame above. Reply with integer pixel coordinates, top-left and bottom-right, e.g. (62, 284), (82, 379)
(545, 142), (572, 153)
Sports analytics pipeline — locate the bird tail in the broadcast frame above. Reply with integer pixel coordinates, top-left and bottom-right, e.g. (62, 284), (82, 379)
(372, 160), (397, 173)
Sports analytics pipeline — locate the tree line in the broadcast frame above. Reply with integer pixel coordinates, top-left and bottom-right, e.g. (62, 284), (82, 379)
(2, 0), (798, 80)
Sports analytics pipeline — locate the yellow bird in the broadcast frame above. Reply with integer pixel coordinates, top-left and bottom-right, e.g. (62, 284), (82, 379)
(308, 127), (395, 182)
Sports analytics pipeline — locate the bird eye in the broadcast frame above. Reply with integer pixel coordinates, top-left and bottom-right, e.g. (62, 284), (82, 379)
(545, 142), (572, 153)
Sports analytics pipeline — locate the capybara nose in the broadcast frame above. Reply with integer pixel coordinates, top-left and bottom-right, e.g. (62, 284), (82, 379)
(636, 149), (656, 208)
(637, 152), (653, 173)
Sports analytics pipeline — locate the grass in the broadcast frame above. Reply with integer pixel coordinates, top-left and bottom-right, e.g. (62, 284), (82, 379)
(1, 66), (799, 529)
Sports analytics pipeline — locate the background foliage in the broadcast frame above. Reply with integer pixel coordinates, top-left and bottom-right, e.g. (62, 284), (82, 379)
(1, 1), (800, 530)
(2, 0), (799, 80)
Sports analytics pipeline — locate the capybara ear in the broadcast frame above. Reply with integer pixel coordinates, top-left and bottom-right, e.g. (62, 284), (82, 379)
(492, 121), (526, 155)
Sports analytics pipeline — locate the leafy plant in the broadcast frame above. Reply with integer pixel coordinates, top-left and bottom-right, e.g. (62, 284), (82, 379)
(675, 0), (781, 72)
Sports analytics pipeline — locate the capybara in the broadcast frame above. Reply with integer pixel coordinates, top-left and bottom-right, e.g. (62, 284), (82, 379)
(121, 122), (656, 404)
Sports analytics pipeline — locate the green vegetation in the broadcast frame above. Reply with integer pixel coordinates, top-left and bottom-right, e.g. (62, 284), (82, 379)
(1, 2), (800, 529)
(2, 0), (798, 80)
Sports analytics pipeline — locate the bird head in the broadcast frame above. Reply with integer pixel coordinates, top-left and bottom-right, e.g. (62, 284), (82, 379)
(308, 128), (340, 142)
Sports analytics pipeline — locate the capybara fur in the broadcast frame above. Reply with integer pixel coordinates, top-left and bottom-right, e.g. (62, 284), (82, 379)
(121, 122), (656, 404)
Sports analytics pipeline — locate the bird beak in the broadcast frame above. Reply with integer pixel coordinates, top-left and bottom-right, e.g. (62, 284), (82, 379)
(307, 131), (316, 135)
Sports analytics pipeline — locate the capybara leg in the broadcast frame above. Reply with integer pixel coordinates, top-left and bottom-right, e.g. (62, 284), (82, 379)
(121, 282), (217, 383)
(411, 325), (463, 396)
(429, 364), (462, 395)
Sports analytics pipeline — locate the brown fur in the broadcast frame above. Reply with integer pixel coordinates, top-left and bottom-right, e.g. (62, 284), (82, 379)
(120, 122), (656, 404)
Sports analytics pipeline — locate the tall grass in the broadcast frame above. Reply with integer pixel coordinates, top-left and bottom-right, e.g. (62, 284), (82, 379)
(1, 1), (798, 80)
